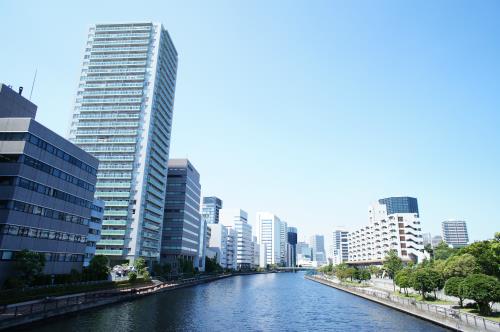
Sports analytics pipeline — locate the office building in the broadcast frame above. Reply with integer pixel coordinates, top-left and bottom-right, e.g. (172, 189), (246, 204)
(84, 199), (104, 267)
(208, 223), (228, 268)
(256, 212), (282, 266)
(201, 196), (223, 224)
(286, 226), (297, 267)
(332, 229), (349, 265)
(68, 22), (178, 264)
(161, 159), (201, 271)
(220, 209), (252, 270)
(197, 218), (207, 272)
(279, 220), (288, 265)
(297, 241), (312, 265)
(348, 197), (424, 264)
(0, 84), (99, 283)
(441, 220), (469, 248)
(310, 234), (327, 264)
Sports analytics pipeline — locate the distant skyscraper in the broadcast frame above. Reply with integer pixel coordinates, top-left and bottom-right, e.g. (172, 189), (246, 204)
(69, 22), (178, 264)
(161, 159), (201, 271)
(208, 223), (228, 268)
(422, 232), (432, 247)
(279, 220), (288, 265)
(332, 229), (349, 265)
(286, 227), (298, 267)
(310, 235), (326, 264)
(202, 196), (223, 224)
(256, 212), (282, 266)
(220, 209), (253, 270)
(378, 197), (419, 216)
(441, 220), (469, 248)
(431, 235), (443, 247)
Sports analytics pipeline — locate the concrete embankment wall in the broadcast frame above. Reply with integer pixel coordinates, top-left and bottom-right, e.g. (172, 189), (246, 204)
(305, 275), (482, 332)
(0, 274), (234, 330)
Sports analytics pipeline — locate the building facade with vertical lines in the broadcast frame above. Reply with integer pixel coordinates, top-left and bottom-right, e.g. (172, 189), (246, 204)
(68, 22), (178, 265)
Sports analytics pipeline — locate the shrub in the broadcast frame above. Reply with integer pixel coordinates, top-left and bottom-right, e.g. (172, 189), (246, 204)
(128, 271), (138, 283)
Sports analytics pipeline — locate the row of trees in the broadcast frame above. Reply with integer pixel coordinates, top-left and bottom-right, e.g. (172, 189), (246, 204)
(318, 263), (373, 283)
(3, 250), (110, 289)
(390, 233), (500, 315)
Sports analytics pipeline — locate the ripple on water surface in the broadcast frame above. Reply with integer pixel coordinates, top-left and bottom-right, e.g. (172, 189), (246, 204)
(19, 273), (449, 332)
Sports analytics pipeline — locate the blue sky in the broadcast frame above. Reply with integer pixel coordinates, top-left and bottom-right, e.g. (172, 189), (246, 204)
(1, 1), (499, 247)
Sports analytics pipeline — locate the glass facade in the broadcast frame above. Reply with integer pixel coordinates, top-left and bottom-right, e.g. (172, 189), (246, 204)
(378, 197), (419, 216)
(201, 196), (223, 224)
(69, 22), (178, 263)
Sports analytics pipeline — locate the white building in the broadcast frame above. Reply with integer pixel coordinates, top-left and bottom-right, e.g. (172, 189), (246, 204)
(348, 200), (425, 264)
(332, 229), (349, 265)
(310, 235), (327, 265)
(441, 220), (469, 248)
(208, 223), (228, 268)
(297, 241), (312, 266)
(220, 209), (253, 270)
(69, 22), (178, 265)
(256, 212), (282, 266)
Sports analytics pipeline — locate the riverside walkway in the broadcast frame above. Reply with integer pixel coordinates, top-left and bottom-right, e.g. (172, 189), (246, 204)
(306, 274), (500, 332)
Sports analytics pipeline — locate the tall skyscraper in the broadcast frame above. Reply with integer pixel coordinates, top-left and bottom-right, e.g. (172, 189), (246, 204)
(68, 22), (178, 264)
(256, 212), (282, 266)
(310, 235), (326, 264)
(279, 220), (288, 265)
(286, 227), (298, 267)
(208, 223), (228, 268)
(220, 209), (253, 270)
(201, 196), (223, 224)
(332, 229), (349, 265)
(441, 220), (469, 248)
(0, 84), (99, 284)
(161, 159), (202, 271)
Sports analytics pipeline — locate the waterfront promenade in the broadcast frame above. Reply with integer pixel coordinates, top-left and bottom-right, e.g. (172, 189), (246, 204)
(306, 274), (500, 332)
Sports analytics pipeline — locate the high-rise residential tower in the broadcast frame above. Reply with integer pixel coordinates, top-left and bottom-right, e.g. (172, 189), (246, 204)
(161, 159), (202, 271)
(201, 196), (223, 224)
(441, 220), (469, 248)
(68, 22), (178, 264)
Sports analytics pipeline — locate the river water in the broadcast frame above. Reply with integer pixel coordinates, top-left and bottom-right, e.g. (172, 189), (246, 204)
(21, 272), (448, 332)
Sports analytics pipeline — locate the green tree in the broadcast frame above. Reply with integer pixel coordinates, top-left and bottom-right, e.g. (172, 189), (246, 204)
(14, 249), (46, 286)
(335, 263), (350, 281)
(444, 276), (466, 307)
(128, 271), (137, 282)
(460, 274), (500, 315)
(410, 267), (443, 299)
(87, 255), (109, 280)
(443, 254), (481, 279)
(395, 268), (413, 296)
(368, 266), (380, 277)
(459, 240), (500, 279)
(433, 241), (456, 261)
(134, 257), (147, 276)
(383, 250), (403, 291)
(424, 244), (434, 260)
(356, 269), (371, 283)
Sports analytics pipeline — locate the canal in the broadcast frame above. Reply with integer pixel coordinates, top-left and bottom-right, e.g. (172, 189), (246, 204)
(20, 272), (448, 331)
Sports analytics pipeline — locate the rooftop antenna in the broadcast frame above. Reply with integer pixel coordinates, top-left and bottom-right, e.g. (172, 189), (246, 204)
(29, 69), (37, 100)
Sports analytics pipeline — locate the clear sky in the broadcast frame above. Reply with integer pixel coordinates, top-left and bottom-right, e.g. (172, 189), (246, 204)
(1, 1), (499, 249)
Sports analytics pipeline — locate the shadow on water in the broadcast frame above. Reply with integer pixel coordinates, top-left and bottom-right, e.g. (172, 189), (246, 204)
(19, 272), (449, 332)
